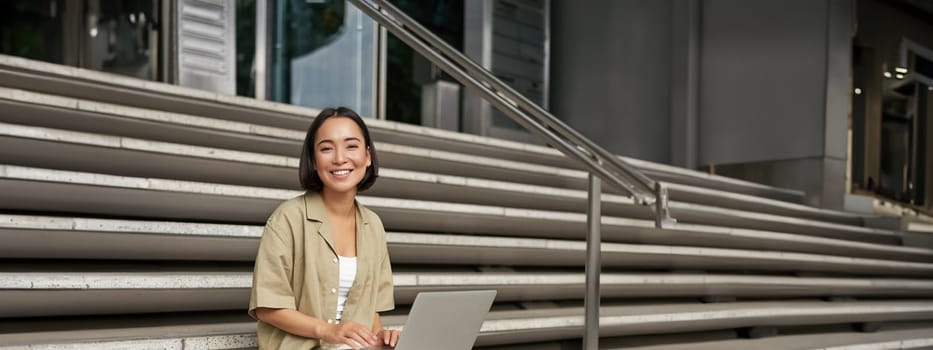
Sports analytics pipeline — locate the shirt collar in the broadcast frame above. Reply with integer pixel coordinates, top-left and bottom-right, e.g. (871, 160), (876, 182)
(303, 191), (370, 226)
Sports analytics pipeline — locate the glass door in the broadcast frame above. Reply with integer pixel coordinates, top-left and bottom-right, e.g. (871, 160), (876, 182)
(270, 0), (377, 118)
(0, 0), (159, 81)
(0, 1), (68, 65)
(83, 0), (157, 80)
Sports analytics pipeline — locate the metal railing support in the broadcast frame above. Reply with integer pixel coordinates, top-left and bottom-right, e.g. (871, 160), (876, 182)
(654, 182), (677, 228)
(584, 173), (602, 350)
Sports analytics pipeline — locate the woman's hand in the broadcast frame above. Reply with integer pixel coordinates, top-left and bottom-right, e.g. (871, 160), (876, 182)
(376, 328), (401, 348)
(321, 321), (379, 349)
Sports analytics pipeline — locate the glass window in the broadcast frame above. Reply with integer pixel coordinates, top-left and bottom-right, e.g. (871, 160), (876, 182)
(489, 0), (546, 130)
(271, 0), (375, 117)
(237, 0), (256, 98)
(0, 1), (65, 64)
(83, 0), (155, 80)
(385, 0), (464, 125)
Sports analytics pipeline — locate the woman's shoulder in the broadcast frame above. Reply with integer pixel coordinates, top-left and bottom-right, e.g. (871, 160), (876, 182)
(278, 193), (308, 210)
(266, 193), (309, 224)
(356, 201), (384, 225)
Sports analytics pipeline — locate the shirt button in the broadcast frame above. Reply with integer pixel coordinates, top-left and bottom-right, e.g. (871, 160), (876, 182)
(332, 257), (338, 263)
(330, 288), (337, 294)
(327, 319), (334, 324)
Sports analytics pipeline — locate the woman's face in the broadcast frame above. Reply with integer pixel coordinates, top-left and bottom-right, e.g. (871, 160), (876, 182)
(313, 117), (372, 195)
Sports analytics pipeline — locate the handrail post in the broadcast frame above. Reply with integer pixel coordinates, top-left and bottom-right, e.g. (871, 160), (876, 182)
(584, 172), (601, 350)
(654, 181), (676, 228)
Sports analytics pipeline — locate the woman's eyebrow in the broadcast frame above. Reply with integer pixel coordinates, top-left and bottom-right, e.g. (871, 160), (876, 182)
(316, 137), (361, 146)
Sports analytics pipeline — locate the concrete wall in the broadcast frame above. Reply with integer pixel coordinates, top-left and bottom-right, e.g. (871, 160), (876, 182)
(550, 0), (672, 164)
(699, 0), (830, 165)
(550, 0), (853, 208)
(705, 0), (853, 208)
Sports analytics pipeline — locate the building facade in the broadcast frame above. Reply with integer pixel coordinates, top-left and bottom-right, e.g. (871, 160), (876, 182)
(1, 0), (930, 212)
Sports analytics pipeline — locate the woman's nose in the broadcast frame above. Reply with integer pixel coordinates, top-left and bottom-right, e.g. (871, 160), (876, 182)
(332, 148), (347, 163)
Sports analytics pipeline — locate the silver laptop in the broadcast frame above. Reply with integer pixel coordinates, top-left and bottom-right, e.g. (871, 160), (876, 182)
(367, 290), (497, 350)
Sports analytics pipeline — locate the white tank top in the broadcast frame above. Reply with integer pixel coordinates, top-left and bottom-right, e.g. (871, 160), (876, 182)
(335, 256), (357, 321)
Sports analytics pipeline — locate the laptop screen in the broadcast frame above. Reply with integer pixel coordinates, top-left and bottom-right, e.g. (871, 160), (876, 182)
(362, 290), (497, 350)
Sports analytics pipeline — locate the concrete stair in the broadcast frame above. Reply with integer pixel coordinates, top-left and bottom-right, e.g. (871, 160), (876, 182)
(2, 54), (932, 349)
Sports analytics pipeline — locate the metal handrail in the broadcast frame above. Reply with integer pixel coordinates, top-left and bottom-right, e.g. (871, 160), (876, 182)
(347, 1), (676, 348)
(373, 2), (658, 204)
(350, 0), (668, 211)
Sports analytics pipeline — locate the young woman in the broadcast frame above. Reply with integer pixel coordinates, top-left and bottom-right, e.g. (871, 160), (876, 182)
(249, 107), (399, 349)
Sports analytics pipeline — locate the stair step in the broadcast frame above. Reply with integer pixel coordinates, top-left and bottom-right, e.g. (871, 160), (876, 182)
(0, 312), (256, 349)
(611, 322), (933, 350)
(4, 270), (933, 318)
(668, 183), (864, 227)
(4, 214), (933, 277)
(472, 300), (933, 346)
(390, 232), (933, 276)
(4, 300), (932, 349)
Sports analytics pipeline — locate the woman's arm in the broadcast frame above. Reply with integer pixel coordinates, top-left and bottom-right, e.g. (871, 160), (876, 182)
(255, 307), (379, 348)
(373, 313), (400, 347)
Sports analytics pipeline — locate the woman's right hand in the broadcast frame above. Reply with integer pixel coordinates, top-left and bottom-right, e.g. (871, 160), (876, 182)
(321, 321), (380, 349)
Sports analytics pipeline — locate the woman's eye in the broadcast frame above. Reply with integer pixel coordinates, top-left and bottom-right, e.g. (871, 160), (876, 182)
(348, 144), (359, 150)
(319, 147), (332, 152)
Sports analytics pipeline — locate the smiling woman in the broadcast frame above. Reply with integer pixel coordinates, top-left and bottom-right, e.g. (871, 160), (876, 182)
(249, 107), (399, 349)
(300, 107), (379, 195)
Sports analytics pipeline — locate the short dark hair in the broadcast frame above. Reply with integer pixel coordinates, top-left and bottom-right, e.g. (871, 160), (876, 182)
(299, 107), (379, 192)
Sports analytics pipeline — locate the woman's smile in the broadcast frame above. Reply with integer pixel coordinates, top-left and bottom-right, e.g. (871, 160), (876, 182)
(328, 168), (354, 180)
(313, 117), (372, 195)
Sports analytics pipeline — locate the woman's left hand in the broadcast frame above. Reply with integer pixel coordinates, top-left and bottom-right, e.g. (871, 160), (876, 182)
(375, 329), (401, 348)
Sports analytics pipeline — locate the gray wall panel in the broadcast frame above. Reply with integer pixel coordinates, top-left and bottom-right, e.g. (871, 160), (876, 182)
(550, 0), (854, 207)
(551, 0), (672, 163)
(671, 0), (700, 169)
(824, 0), (854, 161)
(698, 0), (829, 165)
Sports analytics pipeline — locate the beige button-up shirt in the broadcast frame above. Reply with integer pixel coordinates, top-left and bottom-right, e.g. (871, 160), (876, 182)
(249, 192), (395, 349)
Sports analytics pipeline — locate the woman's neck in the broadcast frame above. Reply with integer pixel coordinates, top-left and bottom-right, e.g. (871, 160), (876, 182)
(320, 189), (357, 219)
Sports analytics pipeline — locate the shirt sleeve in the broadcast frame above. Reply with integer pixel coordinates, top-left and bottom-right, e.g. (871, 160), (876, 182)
(248, 215), (297, 319)
(374, 248), (395, 313)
